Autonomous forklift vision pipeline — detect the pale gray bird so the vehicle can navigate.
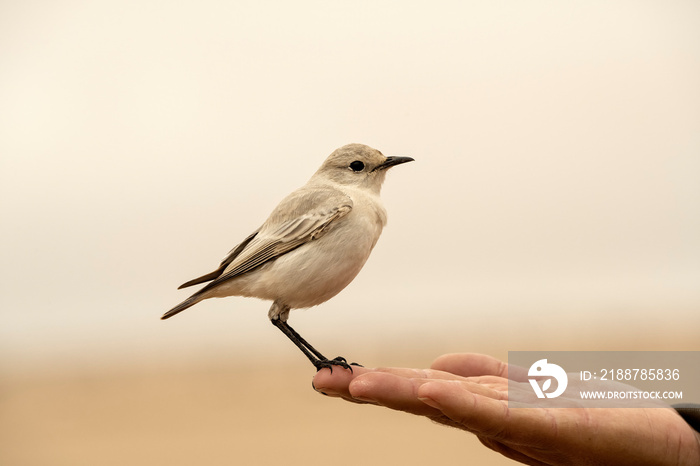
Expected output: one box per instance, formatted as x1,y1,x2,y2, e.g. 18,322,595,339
161,143,413,371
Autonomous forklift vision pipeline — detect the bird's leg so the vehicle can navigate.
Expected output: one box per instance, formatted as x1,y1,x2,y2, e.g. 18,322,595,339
283,323,361,370
273,318,326,360
270,318,325,361
268,301,357,372
270,318,355,372
284,325,363,368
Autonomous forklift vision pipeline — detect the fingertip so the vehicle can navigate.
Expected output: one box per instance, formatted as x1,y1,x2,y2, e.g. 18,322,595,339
347,373,378,402
347,370,405,402
312,365,368,397
417,393,440,409
416,381,442,408
430,353,463,371
311,366,332,385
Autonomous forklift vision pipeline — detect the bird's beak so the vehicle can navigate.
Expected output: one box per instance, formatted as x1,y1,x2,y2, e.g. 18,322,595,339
374,156,415,172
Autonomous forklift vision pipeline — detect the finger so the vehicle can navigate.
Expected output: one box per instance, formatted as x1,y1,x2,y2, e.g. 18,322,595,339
430,353,508,377
431,353,529,382
312,365,472,398
348,372,443,417
417,379,570,446
312,365,371,399
417,379,515,438
371,366,474,381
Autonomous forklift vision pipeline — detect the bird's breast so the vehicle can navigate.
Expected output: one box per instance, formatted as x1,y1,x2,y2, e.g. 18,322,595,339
254,202,384,308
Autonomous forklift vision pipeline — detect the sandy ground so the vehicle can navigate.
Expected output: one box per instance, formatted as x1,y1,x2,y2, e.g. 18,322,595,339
3,335,698,466
1,358,512,466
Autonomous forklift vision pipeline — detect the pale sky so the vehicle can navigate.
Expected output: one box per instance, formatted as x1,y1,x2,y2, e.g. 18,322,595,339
1,1,699,369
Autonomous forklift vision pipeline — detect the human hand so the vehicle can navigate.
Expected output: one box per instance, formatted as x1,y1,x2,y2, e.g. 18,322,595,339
312,353,700,465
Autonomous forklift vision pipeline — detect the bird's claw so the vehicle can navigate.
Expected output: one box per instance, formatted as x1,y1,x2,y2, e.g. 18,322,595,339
314,356,360,373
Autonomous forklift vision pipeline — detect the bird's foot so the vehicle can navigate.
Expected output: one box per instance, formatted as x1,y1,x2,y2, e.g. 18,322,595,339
314,356,361,373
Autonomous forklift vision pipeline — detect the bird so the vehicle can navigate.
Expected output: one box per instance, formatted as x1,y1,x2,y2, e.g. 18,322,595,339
161,143,414,371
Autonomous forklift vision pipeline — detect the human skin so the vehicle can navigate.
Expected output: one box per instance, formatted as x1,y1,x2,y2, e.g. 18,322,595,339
312,353,700,466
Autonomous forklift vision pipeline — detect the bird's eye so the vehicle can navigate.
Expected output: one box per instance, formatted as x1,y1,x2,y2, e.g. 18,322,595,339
349,161,365,172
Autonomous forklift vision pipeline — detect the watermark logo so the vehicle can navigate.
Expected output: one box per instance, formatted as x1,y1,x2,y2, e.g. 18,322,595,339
528,359,568,398
510,351,699,408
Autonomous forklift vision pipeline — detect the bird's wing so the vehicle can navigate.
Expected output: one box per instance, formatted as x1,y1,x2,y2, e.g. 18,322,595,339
193,186,353,294
177,230,260,289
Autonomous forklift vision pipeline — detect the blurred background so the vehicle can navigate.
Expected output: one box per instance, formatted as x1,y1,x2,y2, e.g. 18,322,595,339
1,1,699,464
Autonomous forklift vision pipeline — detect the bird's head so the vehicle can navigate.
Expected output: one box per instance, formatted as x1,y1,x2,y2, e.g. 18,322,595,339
313,143,414,193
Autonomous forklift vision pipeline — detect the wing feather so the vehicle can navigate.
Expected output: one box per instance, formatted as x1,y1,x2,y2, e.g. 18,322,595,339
177,230,259,289
190,186,352,296
204,204,351,289
162,186,353,320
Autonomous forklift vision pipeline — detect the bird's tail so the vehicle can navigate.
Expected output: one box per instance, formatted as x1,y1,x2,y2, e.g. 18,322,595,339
161,294,206,320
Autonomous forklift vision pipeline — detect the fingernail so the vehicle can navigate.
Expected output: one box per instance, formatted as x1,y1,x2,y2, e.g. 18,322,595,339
313,380,341,397
311,381,327,395
417,396,440,409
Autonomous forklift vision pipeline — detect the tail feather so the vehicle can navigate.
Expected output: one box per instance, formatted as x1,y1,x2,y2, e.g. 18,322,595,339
177,268,224,289
161,295,205,320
